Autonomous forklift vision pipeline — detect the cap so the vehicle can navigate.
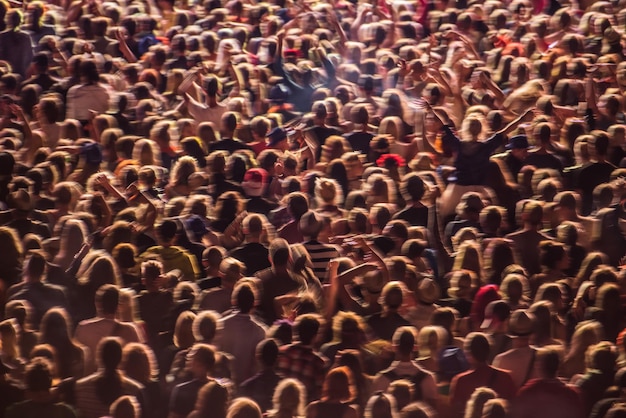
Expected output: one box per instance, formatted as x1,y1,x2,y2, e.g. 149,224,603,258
185,215,209,242
508,309,535,336
417,278,441,305
506,135,530,150
438,346,470,380
81,142,103,165
267,127,288,147
241,168,268,197
481,300,511,330
268,84,290,103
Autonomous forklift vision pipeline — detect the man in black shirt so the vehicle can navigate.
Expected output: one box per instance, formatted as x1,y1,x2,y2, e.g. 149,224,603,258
576,131,616,215
393,172,429,227
208,112,252,154
344,104,374,156
525,123,563,172
229,213,271,276
304,101,342,161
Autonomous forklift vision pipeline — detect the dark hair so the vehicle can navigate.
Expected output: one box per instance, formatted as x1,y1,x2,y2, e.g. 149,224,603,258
96,337,123,405
393,327,416,356
80,59,100,84
97,284,120,315
465,332,491,363
540,349,560,378
401,173,426,202
256,338,279,368
296,314,321,345
39,308,82,379
26,250,46,278
25,357,53,392
233,282,256,314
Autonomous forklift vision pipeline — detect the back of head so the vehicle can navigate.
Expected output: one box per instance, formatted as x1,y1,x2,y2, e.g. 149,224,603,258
98,337,123,371
97,284,120,316
296,313,321,345
25,357,53,392
233,281,257,314
227,398,262,418
256,338,279,368
393,326,417,357
269,238,291,267
539,349,560,378
465,332,491,364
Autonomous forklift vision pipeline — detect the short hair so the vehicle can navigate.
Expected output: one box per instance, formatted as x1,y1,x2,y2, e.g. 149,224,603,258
393,326,417,356
188,343,216,371
96,284,119,315
401,173,426,202
243,214,263,236
295,314,321,345
157,220,178,242
256,338,279,368
193,311,220,342
539,349,560,378
26,250,46,278
464,332,491,363
269,238,291,266
141,260,162,282
233,282,257,314
25,357,53,392
202,246,226,268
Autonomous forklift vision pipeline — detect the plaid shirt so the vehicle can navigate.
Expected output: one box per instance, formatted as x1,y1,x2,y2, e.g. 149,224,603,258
277,342,328,402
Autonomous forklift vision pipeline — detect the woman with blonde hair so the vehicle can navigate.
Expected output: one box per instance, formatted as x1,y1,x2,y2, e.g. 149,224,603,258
165,155,199,198
0,318,26,380
574,252,609,292
132,138,161,166
0,226,24,287
320,135,352,164
464,387,497,418
416,325,449,373
165,310,198,384
314,178,343,218
560,321,603,379
53,218,89,271
453,240,484,282
267,378,307,418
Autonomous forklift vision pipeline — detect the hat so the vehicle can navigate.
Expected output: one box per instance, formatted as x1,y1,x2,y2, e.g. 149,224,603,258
10,189,32,212
506,135,530,150
185,215,209,242
299,210,322,237
409,153,437,172
267,127,288,147
417,278,441,305
448,270,473,299
438,346,470,381
241,168,268,197
269,83,290,103
508,309,535,336
481,300,511,329
81,143,103,165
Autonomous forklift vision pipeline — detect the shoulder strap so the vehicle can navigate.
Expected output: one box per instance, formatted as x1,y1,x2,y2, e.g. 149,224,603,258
522,349,537,385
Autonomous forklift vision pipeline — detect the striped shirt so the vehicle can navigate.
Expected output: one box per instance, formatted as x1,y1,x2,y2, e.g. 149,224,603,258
303,240,340,283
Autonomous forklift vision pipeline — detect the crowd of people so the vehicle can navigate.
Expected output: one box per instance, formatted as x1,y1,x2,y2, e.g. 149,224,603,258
1,0,626,416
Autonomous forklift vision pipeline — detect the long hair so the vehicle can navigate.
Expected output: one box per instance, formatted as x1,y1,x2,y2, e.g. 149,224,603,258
270,378,306,417
121,343,158,385
39,308,83,379
95,337,124,406
464,387,497,418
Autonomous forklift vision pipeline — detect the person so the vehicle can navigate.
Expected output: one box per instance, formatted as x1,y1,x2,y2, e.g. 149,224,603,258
277,313,329,402
5,357,77,418
366,281,412,342
7,250,68,328
511,349,584,418
305,367,359,418
372,327,438,408
228,214,271,275
74,337,144,418
216,281,267,385
573,341,619,416
0,9,34,77
39,308,89,380
196,257,244,314
492,310,539,390
187,380,229,418
265,378,307,418
169,343,216,418
575,132,617,215
65,59,111,126
239,339,284,413
135,260,174,349
505,201,553,276
255,238,305,325
74,285,144,373
449,333,516,418
140,220,201,282
300,211,340,283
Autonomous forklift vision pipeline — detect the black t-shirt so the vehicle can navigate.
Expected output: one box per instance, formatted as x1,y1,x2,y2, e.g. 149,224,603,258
229,242,271,276
393,204,429,227
344,131,374,156
208,138,253,155
525,151,563,172
576,161,616,215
